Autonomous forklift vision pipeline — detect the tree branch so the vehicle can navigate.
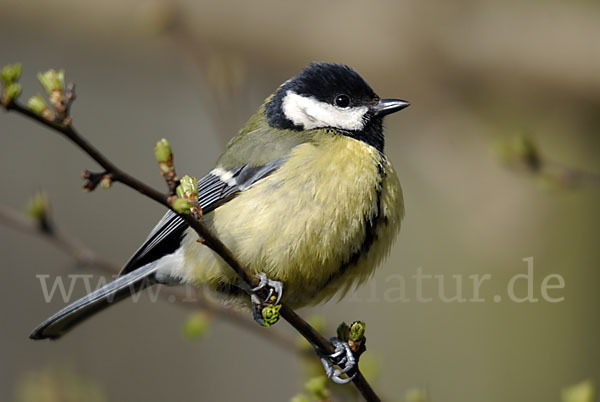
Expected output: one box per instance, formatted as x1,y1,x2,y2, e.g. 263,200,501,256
2,97,380,400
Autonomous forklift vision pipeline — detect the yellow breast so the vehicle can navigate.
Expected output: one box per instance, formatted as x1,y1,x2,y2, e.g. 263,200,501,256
179,134,404,307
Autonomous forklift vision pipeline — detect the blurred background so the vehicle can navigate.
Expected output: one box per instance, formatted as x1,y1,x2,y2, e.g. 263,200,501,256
1,0,599,401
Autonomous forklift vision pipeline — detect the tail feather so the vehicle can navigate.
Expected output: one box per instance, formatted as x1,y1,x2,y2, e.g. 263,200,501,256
30,263,159,340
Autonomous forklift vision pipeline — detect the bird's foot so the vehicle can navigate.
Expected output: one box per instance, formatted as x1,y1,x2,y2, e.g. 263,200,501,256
250,273,283,327
317,337,357,384
252,273,283,305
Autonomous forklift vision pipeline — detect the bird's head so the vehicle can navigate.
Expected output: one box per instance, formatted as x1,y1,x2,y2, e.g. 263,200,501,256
265,62,409,152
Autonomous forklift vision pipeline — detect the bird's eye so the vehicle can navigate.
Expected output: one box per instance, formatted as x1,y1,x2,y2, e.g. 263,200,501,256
334,94,350,108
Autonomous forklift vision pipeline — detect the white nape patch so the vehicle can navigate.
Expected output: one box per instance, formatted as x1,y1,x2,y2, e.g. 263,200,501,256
210,167,237,187
282,90,368,131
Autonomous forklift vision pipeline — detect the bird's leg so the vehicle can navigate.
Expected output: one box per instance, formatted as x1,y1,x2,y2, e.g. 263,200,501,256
316,337,357,384
248,273,283,327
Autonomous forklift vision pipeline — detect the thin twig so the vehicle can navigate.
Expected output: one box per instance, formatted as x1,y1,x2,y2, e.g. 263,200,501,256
3,100,379,401
0,204,114,271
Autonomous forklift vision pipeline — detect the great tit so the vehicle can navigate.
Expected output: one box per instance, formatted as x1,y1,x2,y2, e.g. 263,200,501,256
30,62,409,343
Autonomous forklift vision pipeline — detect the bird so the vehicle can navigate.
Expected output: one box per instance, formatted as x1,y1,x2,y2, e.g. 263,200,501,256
30,62,409,381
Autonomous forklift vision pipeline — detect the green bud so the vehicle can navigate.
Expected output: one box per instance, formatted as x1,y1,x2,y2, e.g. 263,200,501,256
305,376,329,400
182,312,209,340
26,192,49,221
562,380,595,402
176,175,198,200
154,138,172,163
261,304,281,327
28,95,48,115
513,134,540,169
171,197,193,214
349,321,366,342
37,69,65,94
100,175,112,189
4,83,21,102
1,63,22,85
512,134,535,157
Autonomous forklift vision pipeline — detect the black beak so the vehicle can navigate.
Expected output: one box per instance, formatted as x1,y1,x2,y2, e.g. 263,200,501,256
371,98,410,117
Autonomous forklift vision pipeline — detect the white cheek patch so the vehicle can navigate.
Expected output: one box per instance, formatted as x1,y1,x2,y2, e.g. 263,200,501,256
282,90,368,131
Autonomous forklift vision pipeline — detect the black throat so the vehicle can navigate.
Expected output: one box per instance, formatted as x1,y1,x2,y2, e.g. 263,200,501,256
339,117,385,154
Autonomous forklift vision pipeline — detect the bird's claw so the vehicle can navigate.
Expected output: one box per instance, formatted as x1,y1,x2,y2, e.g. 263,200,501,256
251,273,283,305
317,337,357,384
250,273,283,327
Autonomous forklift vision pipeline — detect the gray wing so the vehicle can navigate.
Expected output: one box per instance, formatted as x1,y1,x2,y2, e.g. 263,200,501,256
119,160,283,276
